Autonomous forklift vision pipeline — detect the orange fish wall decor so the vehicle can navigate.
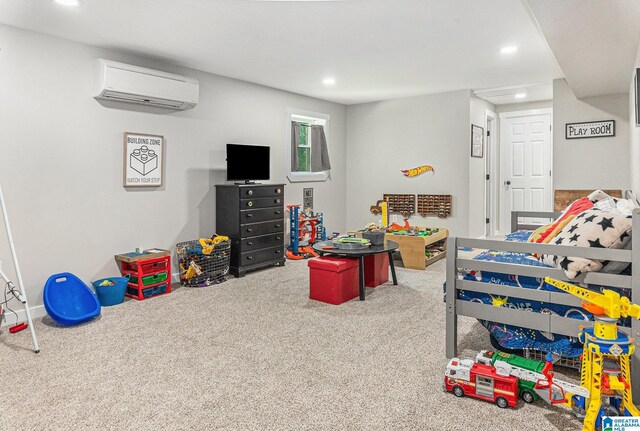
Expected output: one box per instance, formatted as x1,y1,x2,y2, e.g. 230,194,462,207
401,165,434,177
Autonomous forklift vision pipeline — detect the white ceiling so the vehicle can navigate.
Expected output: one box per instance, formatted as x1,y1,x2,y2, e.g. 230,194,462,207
527,0,640,98
0,0,563,105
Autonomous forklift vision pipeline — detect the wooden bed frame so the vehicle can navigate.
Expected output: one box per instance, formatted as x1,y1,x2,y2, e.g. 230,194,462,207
445,210,640,395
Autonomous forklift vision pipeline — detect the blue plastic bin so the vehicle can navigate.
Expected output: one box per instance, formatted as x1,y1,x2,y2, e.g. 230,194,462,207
92,275,129,306
44,272,101,326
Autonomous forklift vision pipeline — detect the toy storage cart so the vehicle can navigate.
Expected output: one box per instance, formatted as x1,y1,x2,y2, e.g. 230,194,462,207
115,249,171,300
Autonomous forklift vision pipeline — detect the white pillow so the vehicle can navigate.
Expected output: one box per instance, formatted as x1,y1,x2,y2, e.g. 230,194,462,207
540,209,632,279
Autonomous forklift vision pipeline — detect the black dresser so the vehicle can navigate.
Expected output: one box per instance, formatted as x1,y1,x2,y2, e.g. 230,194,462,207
215,184,286,277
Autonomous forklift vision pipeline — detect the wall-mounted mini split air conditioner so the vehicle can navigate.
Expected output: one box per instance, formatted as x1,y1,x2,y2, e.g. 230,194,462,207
93,58,199,111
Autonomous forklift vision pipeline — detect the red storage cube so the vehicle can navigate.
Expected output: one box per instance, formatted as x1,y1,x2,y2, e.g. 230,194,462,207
308,257,359,305
364,253,389,287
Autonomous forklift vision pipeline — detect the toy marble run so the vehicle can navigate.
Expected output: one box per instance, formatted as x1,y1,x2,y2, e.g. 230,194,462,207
285,204,326,260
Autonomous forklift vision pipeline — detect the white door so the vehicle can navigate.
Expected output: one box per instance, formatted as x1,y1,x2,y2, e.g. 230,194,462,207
500,111,552,230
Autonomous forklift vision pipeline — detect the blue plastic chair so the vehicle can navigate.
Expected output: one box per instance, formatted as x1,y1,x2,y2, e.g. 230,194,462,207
44,272,101,326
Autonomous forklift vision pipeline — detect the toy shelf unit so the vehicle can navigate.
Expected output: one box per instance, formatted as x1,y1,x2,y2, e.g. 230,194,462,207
382,193,415,216
388,228,449,270
115,249,171,300
417,194,452,218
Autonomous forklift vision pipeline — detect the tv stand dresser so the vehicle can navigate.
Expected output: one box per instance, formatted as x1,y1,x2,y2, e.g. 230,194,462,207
215,184,286,277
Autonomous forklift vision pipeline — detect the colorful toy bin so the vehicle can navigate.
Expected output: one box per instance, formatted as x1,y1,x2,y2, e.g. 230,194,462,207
92,275,129,306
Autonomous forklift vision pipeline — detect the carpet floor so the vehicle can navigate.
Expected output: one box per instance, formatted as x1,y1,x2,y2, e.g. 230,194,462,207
0,259,584,430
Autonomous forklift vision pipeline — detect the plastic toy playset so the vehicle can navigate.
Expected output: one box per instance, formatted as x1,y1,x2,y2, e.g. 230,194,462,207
286,204,326,260
446,277,640,431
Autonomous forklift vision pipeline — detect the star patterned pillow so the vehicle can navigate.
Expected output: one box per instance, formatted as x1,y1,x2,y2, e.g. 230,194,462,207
540,208,632,279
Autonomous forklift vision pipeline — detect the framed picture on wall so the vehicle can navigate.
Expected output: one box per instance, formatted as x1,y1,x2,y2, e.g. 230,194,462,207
123,132,164,187
471,124,484,158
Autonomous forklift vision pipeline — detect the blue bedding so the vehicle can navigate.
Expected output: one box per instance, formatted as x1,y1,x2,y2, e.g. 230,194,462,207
459,230,591,358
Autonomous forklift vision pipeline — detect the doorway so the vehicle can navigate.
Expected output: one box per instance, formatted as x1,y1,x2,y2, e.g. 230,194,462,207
485,111,496,237
499,109,553,233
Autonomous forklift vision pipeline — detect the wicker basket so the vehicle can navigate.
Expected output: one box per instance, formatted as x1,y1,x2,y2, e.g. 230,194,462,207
176,237,231,287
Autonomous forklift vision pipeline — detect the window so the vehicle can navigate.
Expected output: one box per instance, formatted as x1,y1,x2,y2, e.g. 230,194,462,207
286,109,330,182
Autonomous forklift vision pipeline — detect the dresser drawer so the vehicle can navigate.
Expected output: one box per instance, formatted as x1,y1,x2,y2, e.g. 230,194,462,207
241,220,284,237
241,207,284,224
241,246,284,265
241,197,283,209
241,233,284,251
241,186,284,199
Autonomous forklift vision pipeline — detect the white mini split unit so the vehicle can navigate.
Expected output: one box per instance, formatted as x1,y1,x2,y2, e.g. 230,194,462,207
93,59,199,111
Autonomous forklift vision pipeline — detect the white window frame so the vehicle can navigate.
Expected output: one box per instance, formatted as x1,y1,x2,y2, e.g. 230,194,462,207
286,108,330,183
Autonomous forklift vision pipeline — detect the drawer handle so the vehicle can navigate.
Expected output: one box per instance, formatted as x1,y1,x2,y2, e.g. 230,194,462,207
276,236,281,240
247,228,253,233
275,210,282,215
247,256,253,260
247,201,253,207
276,188,282,193
275,224,281,228
276,250,281,254
274,199,281,204
248,190,254,196
246,213,253,218
247,241,253,246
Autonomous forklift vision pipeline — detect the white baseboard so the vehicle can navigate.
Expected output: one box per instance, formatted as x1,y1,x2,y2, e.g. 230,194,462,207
1,304,46,327
1,273,181,328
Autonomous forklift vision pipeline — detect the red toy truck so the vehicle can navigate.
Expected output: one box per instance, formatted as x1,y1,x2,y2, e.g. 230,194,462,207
444,357,519,408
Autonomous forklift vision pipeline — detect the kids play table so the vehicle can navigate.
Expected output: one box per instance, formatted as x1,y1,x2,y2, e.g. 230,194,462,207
312,240,399,301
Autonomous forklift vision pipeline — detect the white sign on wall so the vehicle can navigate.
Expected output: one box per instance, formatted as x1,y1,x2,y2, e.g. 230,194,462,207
565,120,615,139
123,132,164,187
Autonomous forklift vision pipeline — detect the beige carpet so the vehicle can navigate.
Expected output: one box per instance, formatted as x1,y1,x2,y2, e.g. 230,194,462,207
0,259,583,430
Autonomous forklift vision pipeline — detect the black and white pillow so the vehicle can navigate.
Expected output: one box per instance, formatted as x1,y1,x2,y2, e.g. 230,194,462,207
540,208,632,279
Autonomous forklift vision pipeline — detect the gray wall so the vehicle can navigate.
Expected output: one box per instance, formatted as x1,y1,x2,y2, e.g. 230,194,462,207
469,96,496,237
345,90,472,237
553,78,630,191
0,25,347,313
630,43,640,196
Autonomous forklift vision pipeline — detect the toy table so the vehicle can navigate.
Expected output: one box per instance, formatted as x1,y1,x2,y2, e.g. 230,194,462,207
312,240,399,301
385,228,448,270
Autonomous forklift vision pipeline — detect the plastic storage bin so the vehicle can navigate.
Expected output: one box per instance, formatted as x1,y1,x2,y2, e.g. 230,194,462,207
92,275,129,306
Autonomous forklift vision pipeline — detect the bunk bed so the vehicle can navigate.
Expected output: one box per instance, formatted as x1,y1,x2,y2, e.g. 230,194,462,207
445,209,640,394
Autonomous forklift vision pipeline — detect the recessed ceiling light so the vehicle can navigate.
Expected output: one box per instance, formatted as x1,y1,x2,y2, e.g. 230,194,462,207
54,0,81,6
323,78,336,85
515,93,526,99
500,46,518,55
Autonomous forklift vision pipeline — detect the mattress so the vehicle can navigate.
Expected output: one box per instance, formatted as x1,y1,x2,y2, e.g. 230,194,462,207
459,230,591,358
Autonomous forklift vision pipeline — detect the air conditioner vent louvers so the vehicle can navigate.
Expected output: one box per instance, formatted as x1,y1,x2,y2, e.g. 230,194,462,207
93,58,199,111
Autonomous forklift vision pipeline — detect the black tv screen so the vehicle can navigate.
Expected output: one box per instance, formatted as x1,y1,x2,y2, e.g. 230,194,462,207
226,144,270,182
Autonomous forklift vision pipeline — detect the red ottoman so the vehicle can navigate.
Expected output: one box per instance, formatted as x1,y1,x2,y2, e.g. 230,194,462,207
364,253,389,287
308,257,359,305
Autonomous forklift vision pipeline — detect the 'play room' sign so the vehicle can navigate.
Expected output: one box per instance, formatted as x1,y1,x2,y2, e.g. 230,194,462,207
565,120,615,139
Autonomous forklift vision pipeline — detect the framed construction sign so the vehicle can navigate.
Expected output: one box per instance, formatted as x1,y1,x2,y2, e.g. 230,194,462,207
123,132,164,187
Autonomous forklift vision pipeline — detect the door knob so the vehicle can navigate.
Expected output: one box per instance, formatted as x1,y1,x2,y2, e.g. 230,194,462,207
505,180,511,186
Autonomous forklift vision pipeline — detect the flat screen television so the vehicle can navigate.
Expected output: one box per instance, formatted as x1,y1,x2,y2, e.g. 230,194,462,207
226,143,270,183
